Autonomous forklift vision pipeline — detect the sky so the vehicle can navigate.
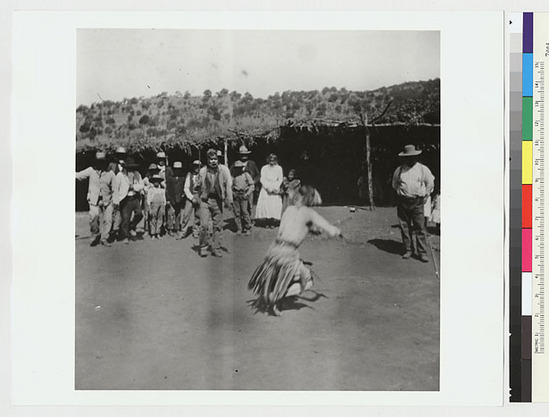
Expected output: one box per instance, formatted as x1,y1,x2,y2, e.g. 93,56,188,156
77,29,439,106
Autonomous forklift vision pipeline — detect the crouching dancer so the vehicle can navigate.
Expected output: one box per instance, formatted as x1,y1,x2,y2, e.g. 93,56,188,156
248,185,341,316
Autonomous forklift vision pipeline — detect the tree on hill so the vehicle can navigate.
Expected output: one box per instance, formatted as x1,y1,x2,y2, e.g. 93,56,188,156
75,79,440,153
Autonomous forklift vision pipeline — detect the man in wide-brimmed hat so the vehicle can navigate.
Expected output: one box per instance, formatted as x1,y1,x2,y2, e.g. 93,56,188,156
76,150,116,246
231,145,260,220
113,156,145,244
156,151,174,182
392,144,435,262
165,161,186,237
142,162,160,236
147,174,166,239
107,146,128,239
108,146,127,174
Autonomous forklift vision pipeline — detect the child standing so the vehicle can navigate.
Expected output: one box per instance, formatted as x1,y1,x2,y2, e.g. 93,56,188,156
147,174,166,239
281,168,301,214
232,160,255,235
143,163,159,236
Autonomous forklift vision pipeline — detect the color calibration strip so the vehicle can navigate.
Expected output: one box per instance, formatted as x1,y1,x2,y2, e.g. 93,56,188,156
532,12,549,403
510,12,549,402
509,11,530,402
523,12,534,402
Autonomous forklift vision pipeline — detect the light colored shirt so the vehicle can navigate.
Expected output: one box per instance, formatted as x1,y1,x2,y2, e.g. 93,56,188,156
277,205,340,248
76,167,115,205
184,172,200,200
147,187,166,205
392,162,435,198
233,171,255,195
113,171,144,204
76,167,101,205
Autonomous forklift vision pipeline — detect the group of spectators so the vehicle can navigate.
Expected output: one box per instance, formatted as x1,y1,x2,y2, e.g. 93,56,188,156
77,141,438,262
76,145,301,257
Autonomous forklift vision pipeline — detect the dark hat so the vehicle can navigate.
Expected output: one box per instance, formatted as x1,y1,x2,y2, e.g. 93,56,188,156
124,157,139,168
398,144,422,157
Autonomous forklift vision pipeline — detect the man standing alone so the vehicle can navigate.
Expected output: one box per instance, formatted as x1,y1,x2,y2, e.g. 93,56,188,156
392,144,435,262
198,149,233,257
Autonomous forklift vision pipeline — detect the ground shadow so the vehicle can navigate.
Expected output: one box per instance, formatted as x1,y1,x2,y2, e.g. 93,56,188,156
248,291,327,316
223,218,238,232
367,238,403,255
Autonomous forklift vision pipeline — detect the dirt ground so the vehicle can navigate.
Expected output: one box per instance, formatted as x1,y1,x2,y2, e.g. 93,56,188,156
75,205,439,391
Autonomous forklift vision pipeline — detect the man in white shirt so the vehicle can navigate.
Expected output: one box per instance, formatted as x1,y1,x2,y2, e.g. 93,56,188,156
392,144,435,262
113,157,145,243
76,151,116,247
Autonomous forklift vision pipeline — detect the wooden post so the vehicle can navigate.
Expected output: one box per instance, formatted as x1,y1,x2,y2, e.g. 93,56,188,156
364,126,375,210
359,111,375,211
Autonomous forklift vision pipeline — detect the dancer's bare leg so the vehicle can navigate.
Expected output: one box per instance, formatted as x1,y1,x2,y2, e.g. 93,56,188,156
271,303,281,316
286,279,313,297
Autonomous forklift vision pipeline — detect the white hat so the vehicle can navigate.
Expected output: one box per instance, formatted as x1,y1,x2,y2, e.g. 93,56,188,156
115,146,127,154
95,151,106,160
173,161,183,169
156,151,166,159
398,144,422,157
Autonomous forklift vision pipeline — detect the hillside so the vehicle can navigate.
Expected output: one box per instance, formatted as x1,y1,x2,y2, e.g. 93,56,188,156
75,79,440,152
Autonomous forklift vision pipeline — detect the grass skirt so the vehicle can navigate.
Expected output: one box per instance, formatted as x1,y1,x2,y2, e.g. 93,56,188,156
248,242,311,307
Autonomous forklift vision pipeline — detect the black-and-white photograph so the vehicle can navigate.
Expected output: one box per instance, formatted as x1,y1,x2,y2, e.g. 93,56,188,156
75,29,440,391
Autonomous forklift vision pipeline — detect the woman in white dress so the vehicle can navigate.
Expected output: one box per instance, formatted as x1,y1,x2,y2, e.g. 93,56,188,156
255,153,283,228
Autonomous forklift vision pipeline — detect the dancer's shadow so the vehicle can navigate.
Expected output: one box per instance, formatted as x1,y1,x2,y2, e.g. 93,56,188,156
248,291,328,316
367,238,403,255
191,244,230,255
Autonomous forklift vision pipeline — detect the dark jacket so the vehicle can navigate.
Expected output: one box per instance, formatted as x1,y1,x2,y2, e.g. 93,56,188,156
165,174,185,203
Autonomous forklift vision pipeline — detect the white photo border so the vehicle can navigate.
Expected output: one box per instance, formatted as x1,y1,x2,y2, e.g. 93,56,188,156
11,10,503,406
